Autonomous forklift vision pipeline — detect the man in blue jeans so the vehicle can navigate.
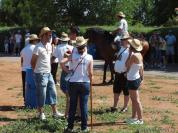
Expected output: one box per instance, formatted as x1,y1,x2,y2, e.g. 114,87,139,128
31,27,64,120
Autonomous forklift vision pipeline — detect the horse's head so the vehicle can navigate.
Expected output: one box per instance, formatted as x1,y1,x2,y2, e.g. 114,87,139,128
85,27,115,45
84,28,96,44
84,27,117,61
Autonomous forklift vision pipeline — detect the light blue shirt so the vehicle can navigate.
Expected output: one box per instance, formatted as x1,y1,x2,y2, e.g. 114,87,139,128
165,34,176,46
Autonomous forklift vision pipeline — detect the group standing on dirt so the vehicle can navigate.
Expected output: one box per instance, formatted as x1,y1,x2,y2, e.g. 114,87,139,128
20,25,93,132
17,10,177,132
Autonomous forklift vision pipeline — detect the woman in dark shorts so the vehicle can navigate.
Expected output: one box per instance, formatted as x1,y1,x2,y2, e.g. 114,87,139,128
126,39,144,125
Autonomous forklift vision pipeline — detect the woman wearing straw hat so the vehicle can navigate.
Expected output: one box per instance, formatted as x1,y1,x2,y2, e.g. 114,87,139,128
125,39,144,125
61,36,93,132
20,34,40,104
52,32,73,118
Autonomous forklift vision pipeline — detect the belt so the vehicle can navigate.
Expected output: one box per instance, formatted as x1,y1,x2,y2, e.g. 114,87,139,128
116,72,126,75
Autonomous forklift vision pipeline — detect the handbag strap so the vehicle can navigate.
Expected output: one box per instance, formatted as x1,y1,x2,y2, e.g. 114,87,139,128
72,55,87,72
68,54,87,81
116,48,127,60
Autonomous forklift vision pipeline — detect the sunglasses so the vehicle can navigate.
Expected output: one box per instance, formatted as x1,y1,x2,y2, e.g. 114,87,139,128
77,46,86,51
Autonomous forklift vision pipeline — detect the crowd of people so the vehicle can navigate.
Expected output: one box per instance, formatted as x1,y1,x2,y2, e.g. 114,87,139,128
149,30,176,69
20,25,93,132
6,10,177,133
2,30,26,56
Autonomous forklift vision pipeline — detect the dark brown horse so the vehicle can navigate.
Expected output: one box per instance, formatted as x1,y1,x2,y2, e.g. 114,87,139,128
85,27,149,84
85,27,117,84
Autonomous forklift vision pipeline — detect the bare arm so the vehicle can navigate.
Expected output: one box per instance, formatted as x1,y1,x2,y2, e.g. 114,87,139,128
125,50,134,72
31,54,38,70
60,55,72,73
112,28,121,35
139,64,144,81
88,60,93,84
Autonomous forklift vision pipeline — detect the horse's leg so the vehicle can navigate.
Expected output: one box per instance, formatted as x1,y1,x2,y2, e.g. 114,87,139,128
103,61,108,84
108,61,114,84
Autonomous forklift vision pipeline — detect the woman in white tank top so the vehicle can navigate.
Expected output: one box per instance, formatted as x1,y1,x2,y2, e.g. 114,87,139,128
125,39,144,125
61,36,93,132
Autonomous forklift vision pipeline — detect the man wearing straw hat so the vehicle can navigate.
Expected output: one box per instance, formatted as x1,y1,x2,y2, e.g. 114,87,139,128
52,32,73,118
31,27,64,120
112,11,128,46
20,34,40,104
111,32,130,113
61,36,93,133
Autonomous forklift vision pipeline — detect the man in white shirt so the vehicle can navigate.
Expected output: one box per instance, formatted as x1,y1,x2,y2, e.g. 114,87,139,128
20,34,39,104
111,32,130,113
31,27,64,120
14,30,22,55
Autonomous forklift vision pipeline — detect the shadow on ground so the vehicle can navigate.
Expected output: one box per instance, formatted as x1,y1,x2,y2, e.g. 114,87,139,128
0,106,24,111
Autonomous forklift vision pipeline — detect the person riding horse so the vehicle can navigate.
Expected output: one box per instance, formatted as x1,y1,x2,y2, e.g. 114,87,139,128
112,11,128,49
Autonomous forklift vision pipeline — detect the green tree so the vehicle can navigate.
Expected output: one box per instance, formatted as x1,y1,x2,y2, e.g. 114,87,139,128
152,0,178,25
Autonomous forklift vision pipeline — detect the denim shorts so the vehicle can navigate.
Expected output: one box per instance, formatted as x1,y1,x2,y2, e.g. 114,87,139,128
34,73,57,107
126,78,142,90
60,70,69,93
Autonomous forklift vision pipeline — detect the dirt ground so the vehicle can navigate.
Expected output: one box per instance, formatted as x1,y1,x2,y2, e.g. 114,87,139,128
0,57,178,132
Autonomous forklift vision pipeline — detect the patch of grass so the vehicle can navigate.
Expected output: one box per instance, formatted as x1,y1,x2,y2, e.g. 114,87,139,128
152,96,165,101
158,76,178,80
151,86,161,89
146,81,156,86
7,88,13,90
172,91,178,95
161,115,174,125
171,99,178,105
0,117,66,133
99,95,107,100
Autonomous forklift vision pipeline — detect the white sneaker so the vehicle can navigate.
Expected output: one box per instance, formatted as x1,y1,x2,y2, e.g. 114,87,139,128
38,113,46,120
125,118,137,123
53,111,64,118
81,127,90,133
128,119,144,125
56,82,60,86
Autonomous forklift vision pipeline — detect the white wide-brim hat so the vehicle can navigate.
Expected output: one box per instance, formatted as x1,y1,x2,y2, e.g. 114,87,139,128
39,27,52,37
75,36,88,47
128,39,143,52
117,11,126,18
29,34,40,41
121,32,130,40
59,32,70,41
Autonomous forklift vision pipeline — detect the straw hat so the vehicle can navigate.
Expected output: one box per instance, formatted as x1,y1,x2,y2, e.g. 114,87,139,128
75,36,88,47
39,27,51,37
128,39,143,52
29,34,40,41
117,11,126,18
121,32,130,40
59,32,70,41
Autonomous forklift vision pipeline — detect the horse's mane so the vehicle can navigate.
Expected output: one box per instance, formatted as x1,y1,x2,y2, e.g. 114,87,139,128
86,27,114,44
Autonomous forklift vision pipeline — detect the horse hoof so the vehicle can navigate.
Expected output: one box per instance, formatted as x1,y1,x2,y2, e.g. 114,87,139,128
108,80,113,84
102,81,106,84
